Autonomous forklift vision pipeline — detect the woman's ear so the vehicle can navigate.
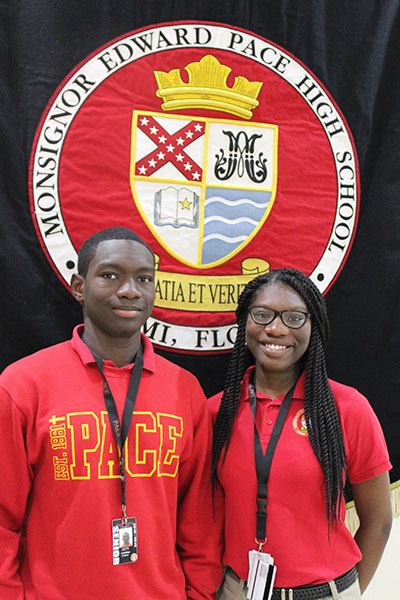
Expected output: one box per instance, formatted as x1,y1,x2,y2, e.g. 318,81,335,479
70,273,85,303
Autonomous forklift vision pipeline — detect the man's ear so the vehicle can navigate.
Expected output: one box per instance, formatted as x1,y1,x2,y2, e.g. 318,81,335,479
71,273,85,303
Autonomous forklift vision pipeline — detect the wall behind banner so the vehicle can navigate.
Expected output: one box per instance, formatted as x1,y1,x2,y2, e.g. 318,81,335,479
1,0,399,498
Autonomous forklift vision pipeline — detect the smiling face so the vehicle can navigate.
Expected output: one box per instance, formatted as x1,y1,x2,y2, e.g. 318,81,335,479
246,281,312,388
71,239,155,360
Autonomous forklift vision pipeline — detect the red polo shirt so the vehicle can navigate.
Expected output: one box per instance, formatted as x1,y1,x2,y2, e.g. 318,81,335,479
208,367,391,587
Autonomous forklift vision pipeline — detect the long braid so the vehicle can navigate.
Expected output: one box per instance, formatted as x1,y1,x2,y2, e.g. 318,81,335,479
211,268,348,529
211,278,261,480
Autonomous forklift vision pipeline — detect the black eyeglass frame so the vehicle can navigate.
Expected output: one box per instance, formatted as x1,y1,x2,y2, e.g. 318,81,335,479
248,306,311,329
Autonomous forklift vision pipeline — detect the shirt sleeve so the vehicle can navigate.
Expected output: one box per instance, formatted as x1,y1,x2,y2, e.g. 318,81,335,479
0,383,33,599
338,385,392,484
176,382,223,600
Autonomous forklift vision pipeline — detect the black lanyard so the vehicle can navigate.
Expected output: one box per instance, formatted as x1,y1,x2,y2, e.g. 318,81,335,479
92,345,143,523
248,375,296,547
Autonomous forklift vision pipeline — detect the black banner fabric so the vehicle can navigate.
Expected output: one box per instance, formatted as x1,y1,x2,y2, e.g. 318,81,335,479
1,1,399,482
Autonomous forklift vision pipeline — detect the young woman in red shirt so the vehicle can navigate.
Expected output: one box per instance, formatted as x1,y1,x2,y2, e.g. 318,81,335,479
209,268,392,600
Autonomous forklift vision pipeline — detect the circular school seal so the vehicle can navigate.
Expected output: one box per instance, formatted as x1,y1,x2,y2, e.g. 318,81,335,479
292,409,308,437
29,21,359,353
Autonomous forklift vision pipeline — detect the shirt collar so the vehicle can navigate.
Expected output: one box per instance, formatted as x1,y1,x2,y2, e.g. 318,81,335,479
240,365,305,402
71,324,156,373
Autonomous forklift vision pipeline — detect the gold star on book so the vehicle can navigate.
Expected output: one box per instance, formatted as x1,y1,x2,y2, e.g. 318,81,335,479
179,198,192,210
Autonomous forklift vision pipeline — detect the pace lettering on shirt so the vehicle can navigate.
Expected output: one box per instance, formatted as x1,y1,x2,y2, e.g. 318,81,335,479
49,411,183,480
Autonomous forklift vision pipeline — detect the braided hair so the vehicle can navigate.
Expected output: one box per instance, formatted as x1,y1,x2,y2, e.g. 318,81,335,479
211,268,348,528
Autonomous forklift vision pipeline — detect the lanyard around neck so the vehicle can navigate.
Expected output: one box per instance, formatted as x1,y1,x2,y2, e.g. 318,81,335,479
92,345,144,522
248,374,296,547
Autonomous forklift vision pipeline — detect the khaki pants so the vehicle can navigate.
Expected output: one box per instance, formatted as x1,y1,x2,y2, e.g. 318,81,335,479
217,567,362,600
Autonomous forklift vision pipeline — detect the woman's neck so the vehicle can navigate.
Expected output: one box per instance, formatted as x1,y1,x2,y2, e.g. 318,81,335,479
254,366,301,399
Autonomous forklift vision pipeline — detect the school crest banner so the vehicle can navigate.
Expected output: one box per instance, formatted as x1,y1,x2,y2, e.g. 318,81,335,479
29,23,359,353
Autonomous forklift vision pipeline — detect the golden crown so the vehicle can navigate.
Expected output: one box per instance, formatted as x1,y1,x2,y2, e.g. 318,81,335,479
154,55,263,120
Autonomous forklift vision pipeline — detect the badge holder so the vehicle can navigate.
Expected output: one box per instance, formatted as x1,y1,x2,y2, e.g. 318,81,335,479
247,540,276,600
112,516,138,565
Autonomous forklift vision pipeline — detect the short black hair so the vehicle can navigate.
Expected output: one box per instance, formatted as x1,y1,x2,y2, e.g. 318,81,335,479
77,227,154,277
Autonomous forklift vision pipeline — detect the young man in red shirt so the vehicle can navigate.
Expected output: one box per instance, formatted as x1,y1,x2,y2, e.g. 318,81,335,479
0,227,222,600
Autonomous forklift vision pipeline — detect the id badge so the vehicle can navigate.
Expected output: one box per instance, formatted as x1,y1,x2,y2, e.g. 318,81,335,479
112,518,138,565
247,550,277,600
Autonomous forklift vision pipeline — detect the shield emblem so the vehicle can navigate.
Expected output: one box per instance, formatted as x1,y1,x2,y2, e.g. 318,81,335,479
130,111,278,267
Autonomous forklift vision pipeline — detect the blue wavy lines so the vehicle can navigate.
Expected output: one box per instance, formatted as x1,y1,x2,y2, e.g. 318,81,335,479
204,215,259,226
203,233,248,243
205,196,267,208
204,220,255,238
201,187,271,263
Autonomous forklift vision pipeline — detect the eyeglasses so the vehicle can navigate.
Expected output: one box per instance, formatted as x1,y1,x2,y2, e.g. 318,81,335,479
248,306,310,329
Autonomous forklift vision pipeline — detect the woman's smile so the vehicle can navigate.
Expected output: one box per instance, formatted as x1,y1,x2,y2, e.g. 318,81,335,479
246,281,311,384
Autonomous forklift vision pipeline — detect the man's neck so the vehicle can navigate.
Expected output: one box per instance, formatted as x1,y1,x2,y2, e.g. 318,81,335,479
82,327,141,367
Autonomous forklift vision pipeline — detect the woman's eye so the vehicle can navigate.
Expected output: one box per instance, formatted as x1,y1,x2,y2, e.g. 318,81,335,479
287,312,303,322
254,311,268,320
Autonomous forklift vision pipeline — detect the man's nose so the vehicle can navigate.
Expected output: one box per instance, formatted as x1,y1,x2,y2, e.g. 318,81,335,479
117,278,141,298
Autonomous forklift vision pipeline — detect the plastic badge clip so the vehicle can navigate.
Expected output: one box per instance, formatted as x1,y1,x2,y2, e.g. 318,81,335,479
122,504,128,525
255,537,266,552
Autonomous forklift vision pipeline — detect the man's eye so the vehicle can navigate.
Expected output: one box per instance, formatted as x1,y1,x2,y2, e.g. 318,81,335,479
102,273,118,280
138,275,153,283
